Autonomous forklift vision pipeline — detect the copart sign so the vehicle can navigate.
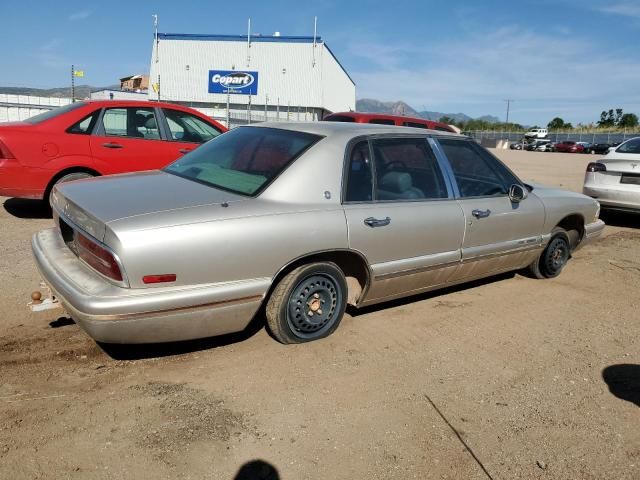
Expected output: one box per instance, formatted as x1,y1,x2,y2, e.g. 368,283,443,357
208,70,259,95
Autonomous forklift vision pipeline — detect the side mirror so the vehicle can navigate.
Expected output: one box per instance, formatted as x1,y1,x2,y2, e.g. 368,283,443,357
509,184,528,203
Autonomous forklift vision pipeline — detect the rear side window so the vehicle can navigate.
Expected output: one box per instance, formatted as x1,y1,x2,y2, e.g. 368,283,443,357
67,109,100,135
403,121,428,129
438,139,520,198
162,108,221,143
345,141,373,202
435,126,453,132
324,115,356,122
368,118,396,125
371,138,448,201
617,138,640,154
102,107,160,140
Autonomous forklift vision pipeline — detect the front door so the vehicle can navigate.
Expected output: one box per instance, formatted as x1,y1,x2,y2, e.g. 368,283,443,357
160,107,224,158
435,138,545,282
343,137,466,304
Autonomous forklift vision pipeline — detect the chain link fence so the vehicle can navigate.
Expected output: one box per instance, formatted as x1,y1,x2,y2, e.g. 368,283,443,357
464,130,640,144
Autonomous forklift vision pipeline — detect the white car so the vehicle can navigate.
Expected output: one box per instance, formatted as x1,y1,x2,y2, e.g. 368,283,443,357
524,128,548,139
583,137,640,213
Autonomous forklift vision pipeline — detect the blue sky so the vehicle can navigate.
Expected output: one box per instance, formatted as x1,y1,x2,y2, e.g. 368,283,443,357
1,0,639,125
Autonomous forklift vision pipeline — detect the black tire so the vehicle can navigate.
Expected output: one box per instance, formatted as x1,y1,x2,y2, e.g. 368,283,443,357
266,262,347,344
47,172,95,207
528,228,571,279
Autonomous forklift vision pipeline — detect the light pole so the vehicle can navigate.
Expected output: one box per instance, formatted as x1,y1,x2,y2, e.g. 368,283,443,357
504,99,514,125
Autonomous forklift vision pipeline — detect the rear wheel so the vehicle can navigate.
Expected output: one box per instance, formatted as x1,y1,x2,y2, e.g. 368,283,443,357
266,262,347,344
528,228,571,279
47,172,95,207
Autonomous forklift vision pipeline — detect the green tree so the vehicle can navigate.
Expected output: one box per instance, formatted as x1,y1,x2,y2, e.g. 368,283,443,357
598,109,616,127
547,117,568,129
618,113,639,128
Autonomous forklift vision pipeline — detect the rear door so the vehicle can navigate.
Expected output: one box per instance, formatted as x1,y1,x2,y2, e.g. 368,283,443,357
160,108,224,157
90,106,174,175
343,136,465,303
435,138,545,281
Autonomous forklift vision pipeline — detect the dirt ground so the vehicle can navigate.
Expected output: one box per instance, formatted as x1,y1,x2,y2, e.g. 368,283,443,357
1,150,638,480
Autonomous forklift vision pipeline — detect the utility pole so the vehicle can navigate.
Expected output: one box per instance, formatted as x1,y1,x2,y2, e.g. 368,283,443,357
71,65,75,102
504,99,514,124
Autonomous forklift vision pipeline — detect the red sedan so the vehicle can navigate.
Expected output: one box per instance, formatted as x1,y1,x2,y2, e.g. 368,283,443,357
553,141,584,153
0,100,226,204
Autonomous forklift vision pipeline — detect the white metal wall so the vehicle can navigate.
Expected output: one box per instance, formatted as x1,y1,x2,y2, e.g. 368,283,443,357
148,36,355,113
0,94,72,122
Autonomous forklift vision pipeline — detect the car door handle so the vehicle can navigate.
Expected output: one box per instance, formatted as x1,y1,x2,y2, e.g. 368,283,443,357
102,142,123,149
364,216,391,227
472,209,491,219
179,148,193,154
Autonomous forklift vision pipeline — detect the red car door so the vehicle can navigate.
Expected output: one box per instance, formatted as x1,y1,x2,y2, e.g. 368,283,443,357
160,107,224,157
89,106,177,175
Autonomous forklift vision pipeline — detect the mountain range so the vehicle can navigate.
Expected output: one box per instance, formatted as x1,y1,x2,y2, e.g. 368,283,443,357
356,98,500,124
0,85,118,99
0,86,499,124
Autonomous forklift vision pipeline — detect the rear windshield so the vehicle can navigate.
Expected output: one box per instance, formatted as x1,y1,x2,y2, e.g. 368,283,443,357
165,127,322,196
24,102,87,124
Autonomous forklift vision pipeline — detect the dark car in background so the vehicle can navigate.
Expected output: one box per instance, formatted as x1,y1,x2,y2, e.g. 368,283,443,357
585,142,619,154
526,139,553,151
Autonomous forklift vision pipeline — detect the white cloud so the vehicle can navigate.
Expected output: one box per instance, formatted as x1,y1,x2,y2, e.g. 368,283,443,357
348,26,640,123
597,2,640,19
68,10,91,21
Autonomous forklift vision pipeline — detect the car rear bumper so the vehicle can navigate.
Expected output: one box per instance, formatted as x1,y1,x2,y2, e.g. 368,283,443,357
32,228,270,343
0,159,48,199
583,174,640,211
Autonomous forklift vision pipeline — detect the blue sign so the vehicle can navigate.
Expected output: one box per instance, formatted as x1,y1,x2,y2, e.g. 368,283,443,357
208,70,258,95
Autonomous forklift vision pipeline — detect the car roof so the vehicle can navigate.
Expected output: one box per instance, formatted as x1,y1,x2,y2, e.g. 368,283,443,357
247,121,463,138
78,99,198,110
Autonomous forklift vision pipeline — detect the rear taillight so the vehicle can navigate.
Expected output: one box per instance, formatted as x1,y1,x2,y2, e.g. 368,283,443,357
75,232,123,282
587,162,606,173
0,140,15,159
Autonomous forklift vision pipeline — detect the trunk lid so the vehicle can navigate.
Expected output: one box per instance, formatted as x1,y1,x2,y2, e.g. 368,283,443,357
53,170,248,241
598,158,640,175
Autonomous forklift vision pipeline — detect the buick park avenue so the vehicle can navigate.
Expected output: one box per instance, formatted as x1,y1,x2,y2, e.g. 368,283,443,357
31,123,604,344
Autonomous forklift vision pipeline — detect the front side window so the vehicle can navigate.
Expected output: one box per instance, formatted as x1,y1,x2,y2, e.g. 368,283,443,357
617,138,640,154
162,108,221,143
371,138,448,201
438,139,520,198
101,107,160,140
165,127,322,196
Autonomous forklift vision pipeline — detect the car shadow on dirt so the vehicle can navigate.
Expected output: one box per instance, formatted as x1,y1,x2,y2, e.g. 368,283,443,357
600,210,640,229
602,364,640,407
3,197,51,219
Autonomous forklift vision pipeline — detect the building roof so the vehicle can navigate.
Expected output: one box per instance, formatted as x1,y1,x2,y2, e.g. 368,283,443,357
157,33,321,43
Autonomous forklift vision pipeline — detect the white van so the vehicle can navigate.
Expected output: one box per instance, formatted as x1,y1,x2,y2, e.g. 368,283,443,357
524,128,548,139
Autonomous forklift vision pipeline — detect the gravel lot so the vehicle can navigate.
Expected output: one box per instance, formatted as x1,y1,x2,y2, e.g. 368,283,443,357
1,150,638,479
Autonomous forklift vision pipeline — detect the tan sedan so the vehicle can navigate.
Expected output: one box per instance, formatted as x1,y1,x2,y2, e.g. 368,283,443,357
32,123,604,344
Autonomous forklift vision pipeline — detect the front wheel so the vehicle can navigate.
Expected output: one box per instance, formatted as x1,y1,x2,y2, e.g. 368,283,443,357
266,262,347,344
528,228,571,279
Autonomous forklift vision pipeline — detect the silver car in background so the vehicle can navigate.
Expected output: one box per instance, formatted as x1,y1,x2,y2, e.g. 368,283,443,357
32,123,604,345
583,137,640,213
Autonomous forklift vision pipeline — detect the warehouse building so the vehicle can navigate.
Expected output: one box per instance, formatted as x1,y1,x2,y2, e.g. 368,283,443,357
148,32,355,125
